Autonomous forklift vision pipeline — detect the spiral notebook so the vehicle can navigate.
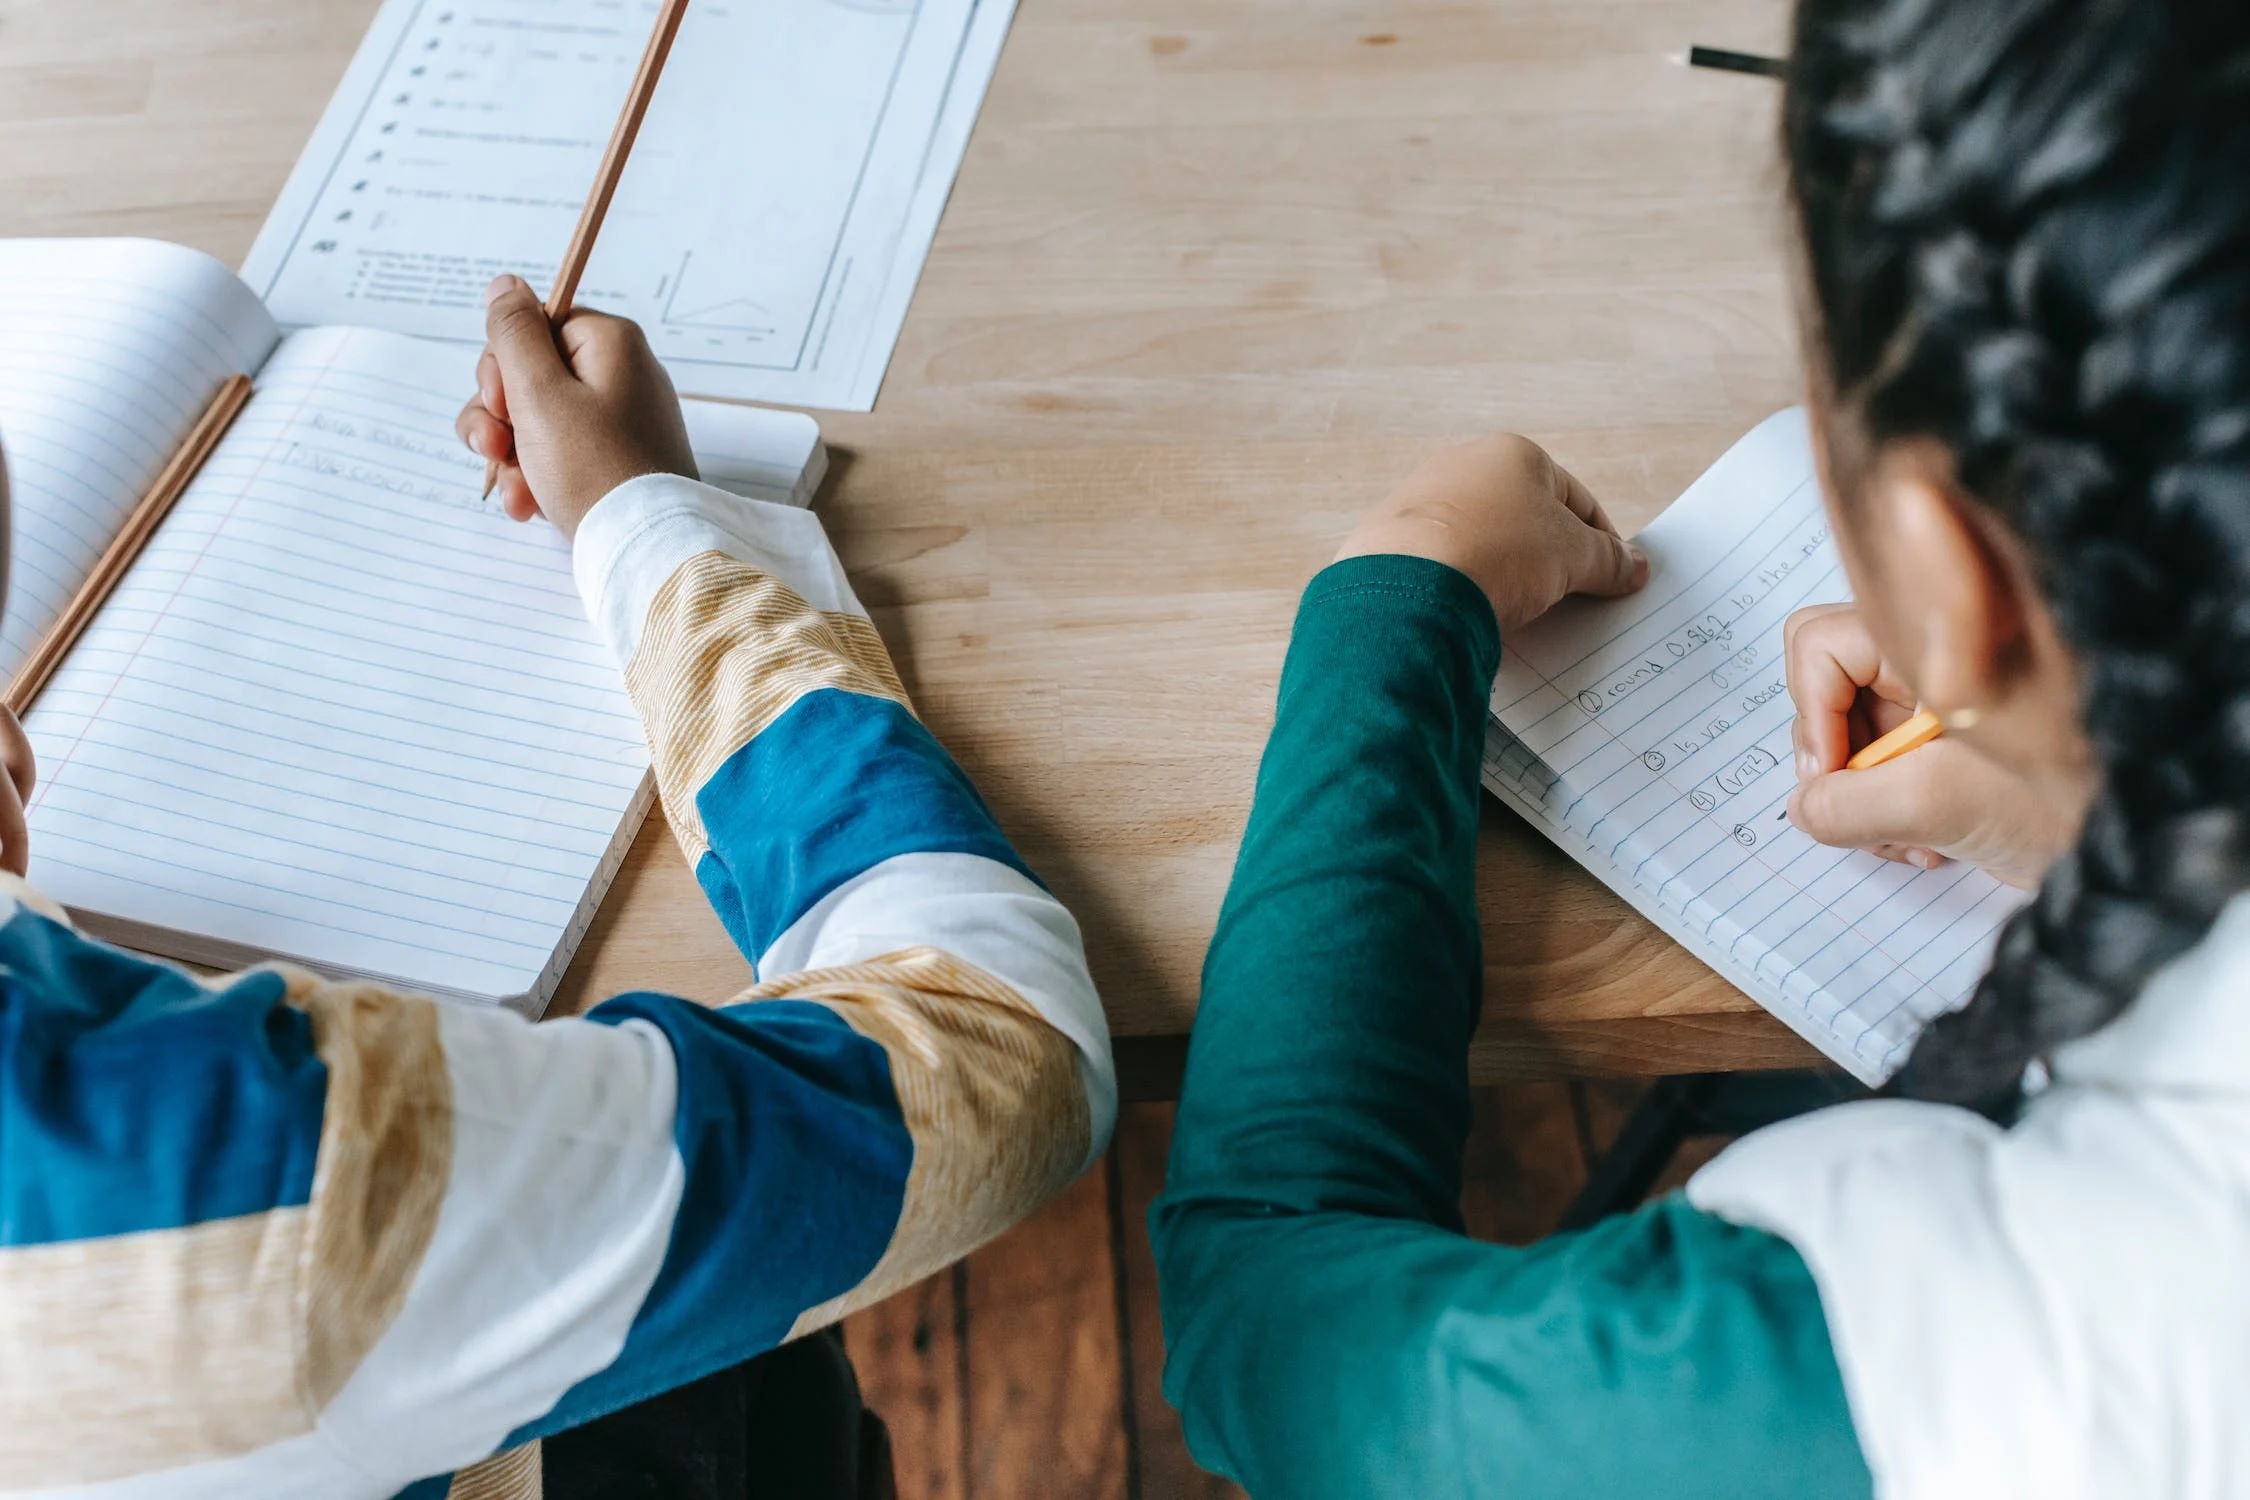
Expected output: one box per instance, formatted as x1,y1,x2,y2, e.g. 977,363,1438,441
1481,410,2027,1083
0,237,824,1013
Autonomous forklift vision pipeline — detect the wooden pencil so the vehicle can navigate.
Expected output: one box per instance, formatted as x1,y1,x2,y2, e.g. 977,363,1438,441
483,0,692,500
7,373,255,715
1845,707,1945,771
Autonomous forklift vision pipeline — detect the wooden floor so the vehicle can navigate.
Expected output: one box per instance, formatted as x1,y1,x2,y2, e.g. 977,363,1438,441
842,1085,1729,1500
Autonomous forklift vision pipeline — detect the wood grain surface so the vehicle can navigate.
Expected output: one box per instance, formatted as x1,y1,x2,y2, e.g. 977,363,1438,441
844,1086,1730,1500
0,0,1821,1086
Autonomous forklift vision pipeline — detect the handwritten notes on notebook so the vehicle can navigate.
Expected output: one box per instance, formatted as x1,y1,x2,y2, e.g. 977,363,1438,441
1481,410,2026,1082
0,240,279,679
21,328,648,1006
243,0,1019,410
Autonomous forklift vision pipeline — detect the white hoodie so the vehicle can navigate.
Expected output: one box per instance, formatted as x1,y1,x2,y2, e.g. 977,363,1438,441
1692,896,2250,1498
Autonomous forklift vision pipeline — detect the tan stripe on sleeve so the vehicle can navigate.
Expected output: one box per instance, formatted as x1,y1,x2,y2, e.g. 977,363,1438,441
745,948,1093,1341
623,550,908,864
448,1439,541,1500
0,967,455,1489
281,968,456,1409
0,1209,313,1487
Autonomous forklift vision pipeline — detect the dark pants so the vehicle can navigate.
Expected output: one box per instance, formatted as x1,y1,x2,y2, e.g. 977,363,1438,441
545,1332,894,1500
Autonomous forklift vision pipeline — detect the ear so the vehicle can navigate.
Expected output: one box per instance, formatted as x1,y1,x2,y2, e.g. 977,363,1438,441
1861,441,2034,715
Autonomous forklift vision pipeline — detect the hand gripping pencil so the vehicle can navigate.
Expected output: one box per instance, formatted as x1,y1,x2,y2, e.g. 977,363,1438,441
481,0,691,501
1846,707,1944,771
1779,708,1945,821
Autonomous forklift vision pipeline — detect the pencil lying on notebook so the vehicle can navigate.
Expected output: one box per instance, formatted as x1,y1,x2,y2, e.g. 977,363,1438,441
6,373,254,715
481,0,691,501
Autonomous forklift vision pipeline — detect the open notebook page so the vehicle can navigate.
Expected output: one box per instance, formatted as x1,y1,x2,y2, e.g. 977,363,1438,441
20,325,814,1010
0,239,280,679
1482,409,2028,1083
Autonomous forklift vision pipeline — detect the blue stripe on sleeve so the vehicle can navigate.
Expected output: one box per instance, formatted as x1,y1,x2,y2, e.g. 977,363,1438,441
691,686,1037,960
0,905,324,1247
509,994,913,1442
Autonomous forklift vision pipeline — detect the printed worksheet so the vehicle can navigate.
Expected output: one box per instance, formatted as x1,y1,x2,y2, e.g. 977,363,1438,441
1482,410,2027,1082
243,0,1016,410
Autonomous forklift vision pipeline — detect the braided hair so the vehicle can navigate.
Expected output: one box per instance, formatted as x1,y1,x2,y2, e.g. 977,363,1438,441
1785,0,2250,1113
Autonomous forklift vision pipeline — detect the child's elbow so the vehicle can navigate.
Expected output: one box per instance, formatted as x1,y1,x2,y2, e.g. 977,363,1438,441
1147,1198,1296,1487
1077,1039,1117,1163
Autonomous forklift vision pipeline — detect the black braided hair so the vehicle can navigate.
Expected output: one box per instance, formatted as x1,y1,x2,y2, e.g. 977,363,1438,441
1785,0,2250,1113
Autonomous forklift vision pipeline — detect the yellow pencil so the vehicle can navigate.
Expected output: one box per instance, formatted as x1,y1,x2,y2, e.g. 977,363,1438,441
1845,707,1944,771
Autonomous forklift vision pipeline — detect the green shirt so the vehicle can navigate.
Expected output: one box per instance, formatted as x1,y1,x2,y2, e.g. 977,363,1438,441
1150,555,1874,1499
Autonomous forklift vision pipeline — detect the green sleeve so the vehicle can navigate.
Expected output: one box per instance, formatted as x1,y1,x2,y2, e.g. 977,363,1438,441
1149,555,1872,1500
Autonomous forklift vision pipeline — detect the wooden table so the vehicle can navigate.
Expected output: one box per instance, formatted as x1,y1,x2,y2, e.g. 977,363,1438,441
0,0,1821,1095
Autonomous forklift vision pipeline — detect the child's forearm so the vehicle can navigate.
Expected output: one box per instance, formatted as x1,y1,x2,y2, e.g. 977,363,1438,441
2,477,1122,1490
1157,554,1499,1236
568,471,1117,1300
0,878,1087,1493
1146,557,1874,1500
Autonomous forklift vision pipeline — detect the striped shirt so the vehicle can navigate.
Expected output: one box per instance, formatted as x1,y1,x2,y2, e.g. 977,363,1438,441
0,473,1115,1498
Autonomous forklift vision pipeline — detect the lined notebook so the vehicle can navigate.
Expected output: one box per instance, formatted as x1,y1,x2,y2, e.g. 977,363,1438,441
1482,410,2027,1083
0,237,825,1012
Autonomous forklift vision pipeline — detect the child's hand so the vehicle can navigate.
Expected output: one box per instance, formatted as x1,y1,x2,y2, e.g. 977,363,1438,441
1337,435,1649,633
455,275,697,540
0,706,34,878
1782,604,2069,889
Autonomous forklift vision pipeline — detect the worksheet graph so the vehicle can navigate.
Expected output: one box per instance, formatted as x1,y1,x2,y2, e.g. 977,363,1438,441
661,254,781,336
